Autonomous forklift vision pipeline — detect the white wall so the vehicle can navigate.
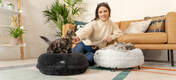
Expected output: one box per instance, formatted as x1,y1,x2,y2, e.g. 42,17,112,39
80,0,176,22
8,0,175,61
22,0,59,58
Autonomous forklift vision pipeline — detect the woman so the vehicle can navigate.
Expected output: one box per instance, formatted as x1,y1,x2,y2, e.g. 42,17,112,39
72,2,122,65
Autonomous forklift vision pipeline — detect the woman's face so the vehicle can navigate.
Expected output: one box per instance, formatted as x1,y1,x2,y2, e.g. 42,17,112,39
98,6,110,22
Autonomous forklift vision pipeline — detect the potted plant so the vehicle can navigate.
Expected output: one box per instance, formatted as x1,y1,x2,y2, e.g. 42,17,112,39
0,0,3,7
7,3,15,10
43,0,82,37
0,0,1,4
9,26,24,45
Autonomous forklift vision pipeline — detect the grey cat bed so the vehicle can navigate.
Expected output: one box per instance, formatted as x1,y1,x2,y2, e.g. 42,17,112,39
94,48,144,68
36,53,89,75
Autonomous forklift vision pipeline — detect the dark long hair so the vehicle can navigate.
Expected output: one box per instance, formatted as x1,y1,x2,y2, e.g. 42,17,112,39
92,2,111,21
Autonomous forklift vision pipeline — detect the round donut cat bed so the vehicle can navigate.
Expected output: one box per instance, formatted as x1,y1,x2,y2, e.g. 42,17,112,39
36,53,89,75
94,48,144,69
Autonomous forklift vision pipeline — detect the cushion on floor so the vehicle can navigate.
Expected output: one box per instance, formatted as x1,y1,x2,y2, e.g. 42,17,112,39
94,48,144,68
36,53,89,75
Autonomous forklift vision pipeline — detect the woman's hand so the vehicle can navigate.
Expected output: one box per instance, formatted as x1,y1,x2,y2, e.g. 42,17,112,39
72,37,80,44
104,36,112,43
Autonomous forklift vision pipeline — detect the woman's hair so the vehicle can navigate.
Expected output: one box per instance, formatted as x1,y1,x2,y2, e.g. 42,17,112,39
92,2,111,21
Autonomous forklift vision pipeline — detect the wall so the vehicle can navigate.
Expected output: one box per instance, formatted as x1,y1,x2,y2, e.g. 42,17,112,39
79,0,176,21
21,0,59,58
16,0,176,61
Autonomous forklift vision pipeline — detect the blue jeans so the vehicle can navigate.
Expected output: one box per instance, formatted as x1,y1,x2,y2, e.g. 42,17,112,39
72,42,96,66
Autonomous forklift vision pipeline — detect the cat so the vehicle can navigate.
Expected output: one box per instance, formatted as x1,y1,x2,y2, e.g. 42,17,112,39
38,29,89,75
101,42,135,51
40,29,76,54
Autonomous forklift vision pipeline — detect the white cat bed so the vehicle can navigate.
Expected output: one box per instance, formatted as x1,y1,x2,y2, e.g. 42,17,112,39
94,48,144,68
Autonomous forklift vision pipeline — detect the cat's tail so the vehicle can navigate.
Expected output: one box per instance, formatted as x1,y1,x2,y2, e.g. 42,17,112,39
40,36,51,45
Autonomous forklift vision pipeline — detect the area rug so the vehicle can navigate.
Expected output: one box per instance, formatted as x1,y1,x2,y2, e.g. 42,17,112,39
1,64,176,80
0,64,130,80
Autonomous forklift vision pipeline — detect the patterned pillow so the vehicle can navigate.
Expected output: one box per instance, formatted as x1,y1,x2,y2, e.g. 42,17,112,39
74,21,88,31
147,19,165,32
144,15,165,32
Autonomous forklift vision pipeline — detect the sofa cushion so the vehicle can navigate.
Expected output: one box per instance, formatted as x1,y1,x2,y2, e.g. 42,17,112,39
124,20,151,34
119,20,143,31
74,20,88,31
147,20,165,32
118,32,167,44
144,15,166,32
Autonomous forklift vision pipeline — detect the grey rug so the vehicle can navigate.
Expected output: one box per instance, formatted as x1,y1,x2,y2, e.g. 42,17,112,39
0,64,131,80
0,64,78,80
0,64,36,70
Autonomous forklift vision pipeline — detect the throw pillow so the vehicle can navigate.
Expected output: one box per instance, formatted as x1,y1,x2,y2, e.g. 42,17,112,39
74,21,88,31
144,15,165,32
124,19,152,34
147,19,165,32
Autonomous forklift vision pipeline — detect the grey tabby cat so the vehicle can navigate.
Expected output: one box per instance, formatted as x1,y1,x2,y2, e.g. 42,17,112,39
40,29,76,53
101,42,136,51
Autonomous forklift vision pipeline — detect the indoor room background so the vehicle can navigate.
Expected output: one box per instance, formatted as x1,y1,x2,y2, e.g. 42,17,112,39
0,0,176,62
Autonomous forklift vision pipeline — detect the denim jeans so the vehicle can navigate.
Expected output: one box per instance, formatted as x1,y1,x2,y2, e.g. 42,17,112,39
72,42,96,66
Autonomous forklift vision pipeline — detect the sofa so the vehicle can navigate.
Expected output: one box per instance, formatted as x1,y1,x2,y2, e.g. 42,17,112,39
62,12,176,66
116,12,176,66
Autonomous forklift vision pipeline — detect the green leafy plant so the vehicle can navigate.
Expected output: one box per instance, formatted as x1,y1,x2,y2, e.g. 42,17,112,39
9,27,24,38
8,3,14,6
43,0,82,36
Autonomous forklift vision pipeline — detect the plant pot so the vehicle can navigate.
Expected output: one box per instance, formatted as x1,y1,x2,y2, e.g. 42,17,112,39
10,37,20,45
62,24,75,37
0,3,3,7
7,5,15,10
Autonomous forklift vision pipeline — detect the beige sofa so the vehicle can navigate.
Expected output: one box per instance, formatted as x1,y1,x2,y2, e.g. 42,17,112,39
116,12,176,66
63,12,176,66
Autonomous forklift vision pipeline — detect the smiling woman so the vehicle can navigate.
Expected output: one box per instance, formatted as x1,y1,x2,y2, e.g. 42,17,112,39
97,6,110,22
72,2,123,66
93,2,111,21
